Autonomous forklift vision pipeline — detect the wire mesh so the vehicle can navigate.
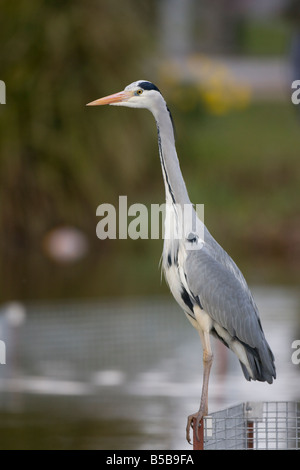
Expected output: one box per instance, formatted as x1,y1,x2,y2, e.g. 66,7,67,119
203,401,300,450
0,297,195,418
0,297,299,450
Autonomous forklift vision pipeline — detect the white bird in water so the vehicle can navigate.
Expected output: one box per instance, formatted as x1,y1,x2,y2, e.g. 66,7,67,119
87,80,276,444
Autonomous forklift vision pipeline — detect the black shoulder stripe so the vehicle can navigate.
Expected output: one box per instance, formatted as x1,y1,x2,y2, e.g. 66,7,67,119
167,253,172,267
195,295,203,310
181,288,194,312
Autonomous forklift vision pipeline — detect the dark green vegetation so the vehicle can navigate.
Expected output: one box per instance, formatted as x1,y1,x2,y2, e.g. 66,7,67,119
2,100,299,301
239,19,290,56
0,2,299,302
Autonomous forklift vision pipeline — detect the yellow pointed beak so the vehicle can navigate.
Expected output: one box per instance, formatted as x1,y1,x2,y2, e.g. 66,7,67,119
86,90,132,106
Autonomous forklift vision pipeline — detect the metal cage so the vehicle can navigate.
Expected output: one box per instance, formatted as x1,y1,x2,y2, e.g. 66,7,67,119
198,402,300,450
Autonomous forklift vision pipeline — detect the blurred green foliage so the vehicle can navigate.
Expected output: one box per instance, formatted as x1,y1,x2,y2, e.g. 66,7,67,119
238,19,290,56
159,55,251,116
0,2,299,302
0,0,156,253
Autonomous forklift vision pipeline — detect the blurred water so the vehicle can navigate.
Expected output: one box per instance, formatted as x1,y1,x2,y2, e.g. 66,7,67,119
0,287,299,450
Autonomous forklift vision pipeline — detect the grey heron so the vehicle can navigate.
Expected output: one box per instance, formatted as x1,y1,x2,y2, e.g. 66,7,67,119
87,80,276,443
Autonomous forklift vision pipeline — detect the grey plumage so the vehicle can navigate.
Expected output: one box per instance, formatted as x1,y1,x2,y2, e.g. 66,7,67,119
185,227,276,384
87,79,276,443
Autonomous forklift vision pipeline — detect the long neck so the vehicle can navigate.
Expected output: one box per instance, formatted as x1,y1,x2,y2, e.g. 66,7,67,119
152,103,191,206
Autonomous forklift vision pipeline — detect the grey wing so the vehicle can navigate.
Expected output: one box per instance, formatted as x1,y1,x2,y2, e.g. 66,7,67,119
185,236,276,383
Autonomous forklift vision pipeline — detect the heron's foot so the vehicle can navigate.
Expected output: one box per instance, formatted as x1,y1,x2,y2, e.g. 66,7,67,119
186,410,206,444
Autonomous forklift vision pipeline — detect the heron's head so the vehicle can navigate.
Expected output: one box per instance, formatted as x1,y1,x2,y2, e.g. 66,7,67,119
86,80,164,112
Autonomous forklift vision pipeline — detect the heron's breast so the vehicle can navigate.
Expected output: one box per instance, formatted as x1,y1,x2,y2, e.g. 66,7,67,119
163,244,195,318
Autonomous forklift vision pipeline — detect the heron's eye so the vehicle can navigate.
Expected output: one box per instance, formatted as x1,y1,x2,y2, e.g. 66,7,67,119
135,89,143,96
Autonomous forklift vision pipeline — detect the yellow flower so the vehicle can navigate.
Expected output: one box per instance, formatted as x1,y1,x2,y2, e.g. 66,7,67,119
158,55,251,116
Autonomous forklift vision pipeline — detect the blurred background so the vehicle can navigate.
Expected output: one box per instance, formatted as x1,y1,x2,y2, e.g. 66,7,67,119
0,0,299,450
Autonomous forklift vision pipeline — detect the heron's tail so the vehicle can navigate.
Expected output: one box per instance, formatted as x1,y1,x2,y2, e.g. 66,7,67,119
239,340,276,384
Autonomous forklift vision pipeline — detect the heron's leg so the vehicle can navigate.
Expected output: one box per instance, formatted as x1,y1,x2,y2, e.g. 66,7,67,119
186,330,213,444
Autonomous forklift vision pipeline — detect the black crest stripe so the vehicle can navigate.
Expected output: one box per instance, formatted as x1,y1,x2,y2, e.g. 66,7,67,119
138,81,161,93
